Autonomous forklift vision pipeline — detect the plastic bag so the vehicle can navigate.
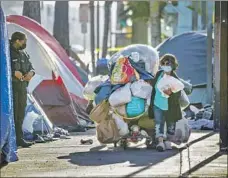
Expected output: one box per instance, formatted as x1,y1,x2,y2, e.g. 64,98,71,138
179,90,190,110
90,100,110,123
83,75,109,100
114,105,127,117
109,83,132,107
131,80,152,99
174,117,191,143
96,117,120,144
110,56,139,85
109,44,159,75
112,113,129,136
126,97,145,117
157,74,184,98
179,78,193,95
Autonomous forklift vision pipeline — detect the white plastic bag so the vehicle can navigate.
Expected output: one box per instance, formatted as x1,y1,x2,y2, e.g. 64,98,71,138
114,105,127,117
109,83,132,107
179,90,190,110
83,75,109,100
157,74,184,98
113,113,129,136
175,117,191,143
131,80,152,99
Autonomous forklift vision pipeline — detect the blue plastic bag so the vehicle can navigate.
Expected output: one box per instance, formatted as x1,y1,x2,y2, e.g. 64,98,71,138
126,97,145,117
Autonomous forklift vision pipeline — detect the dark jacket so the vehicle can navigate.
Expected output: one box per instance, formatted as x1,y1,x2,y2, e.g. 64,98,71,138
149,70,182,124
10,41,35,84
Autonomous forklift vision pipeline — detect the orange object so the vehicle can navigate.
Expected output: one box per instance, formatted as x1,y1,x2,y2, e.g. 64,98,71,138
111,57,139,84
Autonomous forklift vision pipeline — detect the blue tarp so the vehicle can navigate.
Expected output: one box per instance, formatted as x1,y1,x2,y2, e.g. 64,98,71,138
156,32,210,86
0,7,18,162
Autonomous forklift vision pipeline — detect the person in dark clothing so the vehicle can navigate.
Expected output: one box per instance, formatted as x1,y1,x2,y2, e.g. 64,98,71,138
150,54,182,152
10,32,35,147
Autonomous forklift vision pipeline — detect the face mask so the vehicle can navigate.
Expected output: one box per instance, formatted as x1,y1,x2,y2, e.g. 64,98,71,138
161,66,172,73
19,43,27,50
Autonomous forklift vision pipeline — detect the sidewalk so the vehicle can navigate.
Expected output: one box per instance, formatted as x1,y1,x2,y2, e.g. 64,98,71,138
1,130,227,177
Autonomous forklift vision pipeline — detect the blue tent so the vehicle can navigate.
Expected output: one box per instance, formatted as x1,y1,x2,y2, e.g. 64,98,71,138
0,7,18,162
156,32,209,86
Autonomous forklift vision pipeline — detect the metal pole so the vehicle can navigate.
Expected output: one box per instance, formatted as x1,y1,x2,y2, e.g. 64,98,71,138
89,1,96,76
96,1,100,60
219,1,228,152
206,23,213,105
83,33,86,53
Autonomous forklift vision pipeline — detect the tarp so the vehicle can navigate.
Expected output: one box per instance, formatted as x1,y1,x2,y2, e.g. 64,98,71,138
22,94,53,140
6,15,91,130
156,32,209,85
0,7,18,163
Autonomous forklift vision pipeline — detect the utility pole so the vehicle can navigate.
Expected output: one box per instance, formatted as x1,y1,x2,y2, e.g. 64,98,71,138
214,1,228,152
96,1,100,60
206,23,213,105
89,1,96,76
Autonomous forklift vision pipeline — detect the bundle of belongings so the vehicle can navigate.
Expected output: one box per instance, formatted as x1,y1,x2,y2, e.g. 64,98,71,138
185,105,214,130
83,44,192,145
23,95,70,143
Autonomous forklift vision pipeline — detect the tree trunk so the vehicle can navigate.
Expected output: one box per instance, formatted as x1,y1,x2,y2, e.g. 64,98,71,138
89,1,96,76
96,1,100,60
201,1,207,30
23,1,41,23
101,1,112,58
150,1,161,47
53,1,70,55
132,20,148,44
192,1,198,31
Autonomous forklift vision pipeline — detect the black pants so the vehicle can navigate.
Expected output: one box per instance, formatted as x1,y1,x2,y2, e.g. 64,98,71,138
12,81,27,146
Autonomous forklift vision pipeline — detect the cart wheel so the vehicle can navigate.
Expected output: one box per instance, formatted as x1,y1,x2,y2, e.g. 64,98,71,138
121,139,127,150
146,139,153,149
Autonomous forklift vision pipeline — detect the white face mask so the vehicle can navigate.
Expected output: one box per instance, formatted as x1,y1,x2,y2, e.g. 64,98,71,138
161,66,172,73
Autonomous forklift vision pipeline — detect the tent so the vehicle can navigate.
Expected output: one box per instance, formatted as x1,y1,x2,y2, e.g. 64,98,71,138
6,15,92,131
0,7,18,163
156,32,213,105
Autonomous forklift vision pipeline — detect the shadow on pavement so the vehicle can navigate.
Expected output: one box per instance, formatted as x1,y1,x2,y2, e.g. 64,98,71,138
57,131,217,176
180,151,227,177
58,148,178,167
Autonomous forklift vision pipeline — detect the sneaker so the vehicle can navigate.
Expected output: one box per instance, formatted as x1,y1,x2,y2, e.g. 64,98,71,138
156,142,166,152
164,141,172,150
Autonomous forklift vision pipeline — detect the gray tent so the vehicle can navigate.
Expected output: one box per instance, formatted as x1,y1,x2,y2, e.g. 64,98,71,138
156,32,213,105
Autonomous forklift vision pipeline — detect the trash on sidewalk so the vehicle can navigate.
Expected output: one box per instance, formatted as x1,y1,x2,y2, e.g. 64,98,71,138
184,105,214,130
80,139,93,145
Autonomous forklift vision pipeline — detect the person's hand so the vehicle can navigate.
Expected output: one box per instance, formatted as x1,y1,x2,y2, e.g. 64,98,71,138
15,71,23,80
163,88,172,96
23,71,34,81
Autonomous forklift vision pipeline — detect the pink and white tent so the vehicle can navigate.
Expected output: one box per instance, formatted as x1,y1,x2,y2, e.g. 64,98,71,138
6,15,91,130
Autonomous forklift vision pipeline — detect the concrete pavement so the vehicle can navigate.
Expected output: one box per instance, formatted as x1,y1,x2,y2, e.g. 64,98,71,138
1,130,227,177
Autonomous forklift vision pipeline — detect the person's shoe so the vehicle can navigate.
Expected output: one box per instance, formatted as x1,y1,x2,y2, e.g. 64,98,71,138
156,142,166,152
164,141,172,150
